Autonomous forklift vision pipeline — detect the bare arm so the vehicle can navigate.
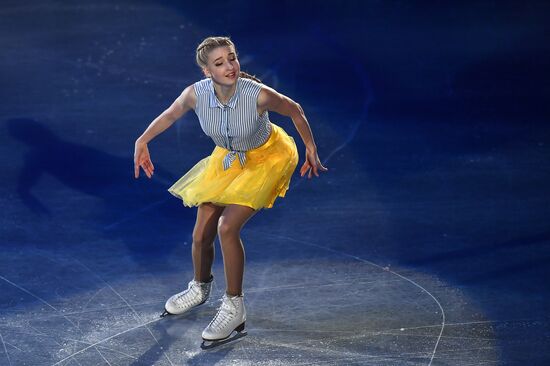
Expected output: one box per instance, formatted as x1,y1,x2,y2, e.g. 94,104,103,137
136,85,196,144
257,86,327,178
134,85,196,178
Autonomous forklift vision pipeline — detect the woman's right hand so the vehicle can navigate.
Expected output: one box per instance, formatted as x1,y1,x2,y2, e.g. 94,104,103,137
134,140,154,178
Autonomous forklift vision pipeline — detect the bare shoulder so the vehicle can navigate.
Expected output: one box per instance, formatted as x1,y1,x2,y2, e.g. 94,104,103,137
257,84,283,110
165,84,196,120
177,84,197,110
257,84,301,117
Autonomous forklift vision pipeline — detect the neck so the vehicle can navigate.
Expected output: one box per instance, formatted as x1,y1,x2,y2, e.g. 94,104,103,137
212,80,237,105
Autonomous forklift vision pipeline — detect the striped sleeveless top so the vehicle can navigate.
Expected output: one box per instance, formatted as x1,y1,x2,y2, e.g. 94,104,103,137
193,77,272,170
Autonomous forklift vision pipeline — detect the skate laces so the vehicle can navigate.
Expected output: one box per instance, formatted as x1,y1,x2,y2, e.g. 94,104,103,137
174,280,203,307
209,295,238,330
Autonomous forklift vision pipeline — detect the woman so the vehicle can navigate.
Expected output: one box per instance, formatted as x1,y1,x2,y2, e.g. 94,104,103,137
134,36,327,345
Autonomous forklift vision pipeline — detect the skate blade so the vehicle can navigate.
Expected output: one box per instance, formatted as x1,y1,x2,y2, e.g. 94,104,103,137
200,331,247,350
160,309,172,318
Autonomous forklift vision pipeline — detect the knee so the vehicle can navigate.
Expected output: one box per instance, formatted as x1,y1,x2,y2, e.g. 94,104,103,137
217,218,239,240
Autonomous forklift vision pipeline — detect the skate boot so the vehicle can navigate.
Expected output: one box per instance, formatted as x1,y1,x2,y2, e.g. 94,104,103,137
161,275,213,317
201,293,247,349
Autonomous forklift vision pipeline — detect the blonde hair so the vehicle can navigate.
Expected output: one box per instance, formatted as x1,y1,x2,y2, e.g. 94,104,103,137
196,36,261,83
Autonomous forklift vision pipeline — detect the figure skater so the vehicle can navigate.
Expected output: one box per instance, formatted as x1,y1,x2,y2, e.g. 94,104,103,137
134,36,327,347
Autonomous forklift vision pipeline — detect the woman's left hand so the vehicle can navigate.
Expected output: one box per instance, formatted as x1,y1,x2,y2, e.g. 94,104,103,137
300,146,328,179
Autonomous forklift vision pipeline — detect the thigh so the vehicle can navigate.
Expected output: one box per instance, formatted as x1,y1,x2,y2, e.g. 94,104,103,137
194,203,225,240
218,204,257,233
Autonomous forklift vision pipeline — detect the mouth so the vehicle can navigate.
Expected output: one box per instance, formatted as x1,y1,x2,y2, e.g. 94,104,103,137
226,72,236,78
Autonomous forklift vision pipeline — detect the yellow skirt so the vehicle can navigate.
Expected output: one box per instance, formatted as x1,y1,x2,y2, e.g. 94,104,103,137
168,123,299,210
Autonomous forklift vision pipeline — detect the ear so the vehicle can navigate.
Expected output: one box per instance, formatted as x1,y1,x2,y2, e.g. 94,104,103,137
202,67,211,78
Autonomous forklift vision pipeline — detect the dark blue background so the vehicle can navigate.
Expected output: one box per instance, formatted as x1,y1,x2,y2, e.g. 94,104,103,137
1,1,549,364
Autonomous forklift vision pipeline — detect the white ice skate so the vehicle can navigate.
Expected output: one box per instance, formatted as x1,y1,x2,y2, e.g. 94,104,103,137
201,293,247,349
161,275,213,318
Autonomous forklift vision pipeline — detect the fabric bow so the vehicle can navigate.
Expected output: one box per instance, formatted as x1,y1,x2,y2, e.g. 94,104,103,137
222,150,246,170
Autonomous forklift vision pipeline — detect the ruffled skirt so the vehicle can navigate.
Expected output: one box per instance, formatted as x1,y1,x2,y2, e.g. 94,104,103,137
168,123,299,210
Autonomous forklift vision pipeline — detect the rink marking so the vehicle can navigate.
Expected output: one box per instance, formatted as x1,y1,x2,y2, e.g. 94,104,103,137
288,346,498,366
4,341,22,352
1,300,165,320
0,332,12,366
103,198,170,230
29,323,86,366
51,317,162,365
253,337,389,363
252,336,440,365
250,326,495,341
0,328,139,361
80,286,106,314
246,278,403,293
258,331,493,365
30,251,168,365
0,275,112,366
249,231,446,366
72,260,175,366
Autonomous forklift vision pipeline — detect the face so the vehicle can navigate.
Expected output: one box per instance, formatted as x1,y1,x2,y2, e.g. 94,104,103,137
203,46,240,86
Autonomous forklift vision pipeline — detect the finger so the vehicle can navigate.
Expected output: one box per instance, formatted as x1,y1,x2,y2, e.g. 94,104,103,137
145,161,154,175
134,163,140,178
140,162,151,178
312,164,319,177
300,161,309,176
302,164,311,177
308,159,316,178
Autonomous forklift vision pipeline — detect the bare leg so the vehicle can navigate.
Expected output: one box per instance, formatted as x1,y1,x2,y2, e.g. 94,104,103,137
217,204,257,296
192,203,225,282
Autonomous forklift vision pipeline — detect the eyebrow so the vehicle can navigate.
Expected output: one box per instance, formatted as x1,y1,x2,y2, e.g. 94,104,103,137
213,53,236,62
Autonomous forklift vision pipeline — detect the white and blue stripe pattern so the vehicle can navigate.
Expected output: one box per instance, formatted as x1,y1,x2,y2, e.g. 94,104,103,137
193,77,272,170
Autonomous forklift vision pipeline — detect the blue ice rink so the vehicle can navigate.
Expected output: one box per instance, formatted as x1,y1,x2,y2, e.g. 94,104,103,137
1,1,549,365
